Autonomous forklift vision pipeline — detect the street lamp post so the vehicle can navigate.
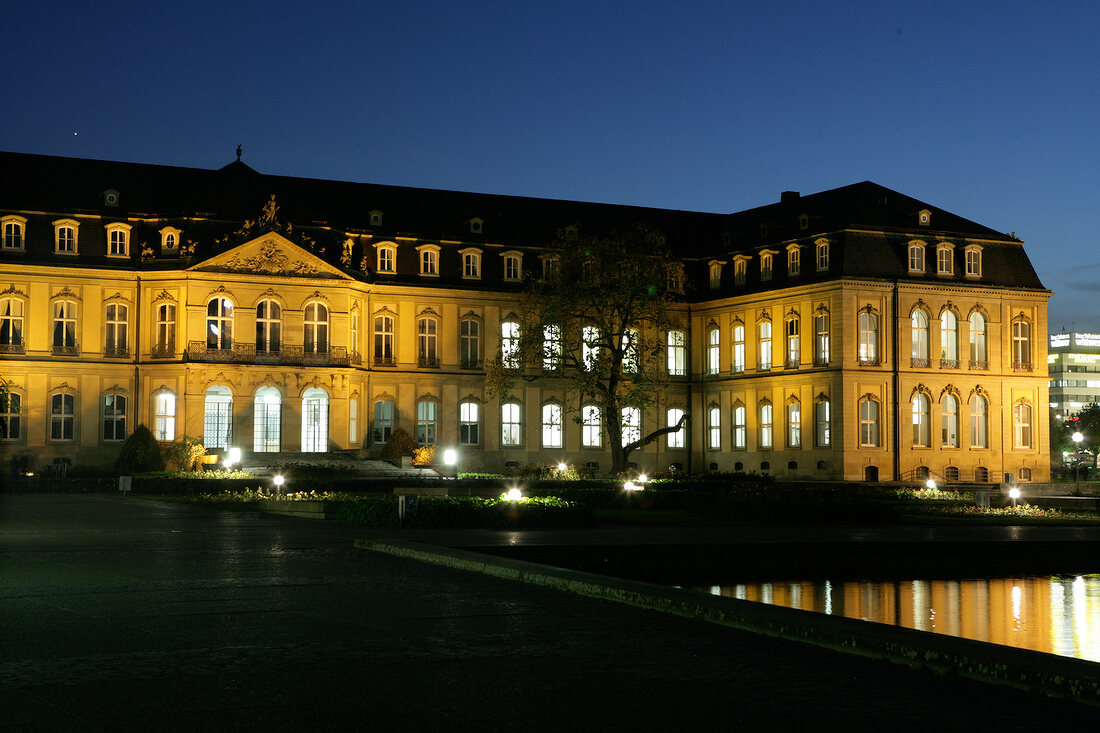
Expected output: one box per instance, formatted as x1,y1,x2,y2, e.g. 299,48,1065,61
1072,431,1084,495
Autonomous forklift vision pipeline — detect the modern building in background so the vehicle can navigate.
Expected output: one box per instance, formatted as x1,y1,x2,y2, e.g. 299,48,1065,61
0,152,1051,481
1048,332,1100,418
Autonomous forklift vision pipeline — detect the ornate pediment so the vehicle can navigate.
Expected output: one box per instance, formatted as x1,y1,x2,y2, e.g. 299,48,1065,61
189,233,349,280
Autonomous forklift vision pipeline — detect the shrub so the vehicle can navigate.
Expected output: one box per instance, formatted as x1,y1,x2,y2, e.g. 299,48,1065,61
412,444,437,466
163,435,206,472
114,425,166,473
380,427,417,460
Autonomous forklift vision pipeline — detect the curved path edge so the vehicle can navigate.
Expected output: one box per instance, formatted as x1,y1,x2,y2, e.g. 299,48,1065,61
358,539,1100,706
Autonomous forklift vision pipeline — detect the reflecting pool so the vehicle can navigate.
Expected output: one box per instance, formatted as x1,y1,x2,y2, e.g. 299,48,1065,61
690,575,1100,662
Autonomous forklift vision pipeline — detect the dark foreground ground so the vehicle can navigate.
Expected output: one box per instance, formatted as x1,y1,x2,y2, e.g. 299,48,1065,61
2,493,1099,732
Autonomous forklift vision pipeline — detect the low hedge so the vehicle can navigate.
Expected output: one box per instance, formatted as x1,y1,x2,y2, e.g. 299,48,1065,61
334,495,594,528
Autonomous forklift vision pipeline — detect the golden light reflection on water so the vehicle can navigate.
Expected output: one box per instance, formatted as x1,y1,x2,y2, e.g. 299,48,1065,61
694,575,1100,662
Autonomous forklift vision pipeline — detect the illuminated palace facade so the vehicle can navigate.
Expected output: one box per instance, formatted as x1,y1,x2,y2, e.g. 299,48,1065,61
0,152,1051,481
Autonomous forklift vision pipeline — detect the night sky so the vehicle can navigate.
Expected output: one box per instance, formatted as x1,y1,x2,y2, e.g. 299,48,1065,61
2,1,1097,329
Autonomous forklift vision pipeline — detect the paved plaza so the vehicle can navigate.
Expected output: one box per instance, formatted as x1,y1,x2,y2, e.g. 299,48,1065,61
2,493,1098,731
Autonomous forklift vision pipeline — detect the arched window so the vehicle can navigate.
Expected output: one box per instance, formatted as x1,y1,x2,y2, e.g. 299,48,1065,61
154,303,176,357
965,246,982,277
667,407,685,448
204,386,233,449
940,310,958,367
937,244,954,275
460,401,480,445
942,394,958,448
304,302,329,354
462,249,482,279
582,405,602,447
1012,318,1032,370
52,300,78,354
859,397,880,447
858,310,878,365
460,318,480,368
1019,467,1032,482
2,215,26,251
501,402,522,446
759,401,773,449
374,313,395,366
667,330,686,376
50,391,76,441
1013,401,1032,449
256,300,282,354
969,312,987,368
372,400,394,444
106,222,130,257
103,392,127,442
785,317,799,368
416,399,437,444
707,403,721,450
975,466,989,482
253,387,282,452
542,403,563,448
501,320,520,369
970,395,988,448
418,245,440,276
787,400,801,448
53,219,78,253
154,391,176,441
417,316,438,367
0,297,24,352
911,309,929,366
301,387,329,452
912,393,930,447
621,407,641,446
733,402,747,449
732,323,745,373
376,243,396,273
207,297,233,351
758,321,772,371
0,389,21,440
815,397,830,447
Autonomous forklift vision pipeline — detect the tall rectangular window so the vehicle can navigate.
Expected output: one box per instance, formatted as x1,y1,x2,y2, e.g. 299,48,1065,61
758,322,772,370
461,319,480,368
733,405,746,449
52,301,78,353
667,330,686,376
859,399,879,447
501,403,521,446
504,254,521,281
785,318,799,368
582,405,601,447
667,408,684,448
304,302,329,354
814,312,830,366
463,252,481,278
541,403,562,448
707,405,721,450
374,315,395,365
460,402,479,445
706,328,720,375
2,219,25,250
155,303,176,356
815,399,830,447
621,407,641,447
732,324,745,373
582,325,600,371
1013,403,1032,449
543,324,562,371
109,229,128,256
377,246,395,273
103,394,127,442
501,321,520,368
105,304,128,356
1,392,21,440
858,311,878,364
816,241,829,271
50,393,75,440
416,400,437,444
759,404,773,448
418,317,438,367
787,402,801,448
154,393,176,441
372,400,394,443
1,298,24,349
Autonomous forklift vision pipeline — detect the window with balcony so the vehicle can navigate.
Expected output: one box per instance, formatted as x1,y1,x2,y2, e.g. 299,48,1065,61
304,302,329,354
1012,318,1032,370
154,303,176,357
732,323,745,373
417,316,438,367
758,320,772,371
858,309,878,365
785,317,799,368
460,318,480,368
0,297,24,353
911,309,929,367
207,298,233,351
104,303,128,357
254,299,282,354
374,314,395,365
667,330,686,376
940,310,959,368
706,326,720,375
969,312,987,369
52,300,78,354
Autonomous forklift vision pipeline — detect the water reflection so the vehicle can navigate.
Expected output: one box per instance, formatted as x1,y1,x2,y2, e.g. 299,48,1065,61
692,575,1100,662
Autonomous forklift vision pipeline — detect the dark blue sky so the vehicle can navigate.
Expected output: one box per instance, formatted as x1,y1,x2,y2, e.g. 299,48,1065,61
3,1,1097,329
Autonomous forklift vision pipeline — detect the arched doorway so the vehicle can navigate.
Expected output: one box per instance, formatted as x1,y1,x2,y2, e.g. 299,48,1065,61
204,386,233,450
301,387,329,453
254,386,281,452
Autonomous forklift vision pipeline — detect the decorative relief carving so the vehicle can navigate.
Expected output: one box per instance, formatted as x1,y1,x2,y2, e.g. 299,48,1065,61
151,289,176,304
2,283,27,298
53,286,81,301
219,240,323,276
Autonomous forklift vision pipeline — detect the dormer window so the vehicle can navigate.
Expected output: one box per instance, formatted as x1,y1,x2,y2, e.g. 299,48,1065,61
918,209,932,227
369,210,383,227
760,250,776,281
733,255,749,286
105,222,132,258
541,255,560,280
53,219,79,254
375,242,397,273
501,251,523,281
815,238,830,271
417,244,440,276
160,226,181,255
469,218,484,234
2,215,26,251
460,248,482,279
708,260,723,290
103,189,120,207
666,263,685,293
965,244,982,278
908,241,926,273
786,244,800,277
936,242,955,275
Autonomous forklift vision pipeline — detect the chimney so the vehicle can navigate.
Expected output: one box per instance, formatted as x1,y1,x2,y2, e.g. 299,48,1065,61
780,191,800,204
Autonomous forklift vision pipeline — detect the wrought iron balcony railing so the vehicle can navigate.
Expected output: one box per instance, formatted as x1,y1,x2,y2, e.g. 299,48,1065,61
103,345,130,358
151,344,175,358
813,356,830,367
940,358,960,369
418,355,439,368
784,358,799,370
969,359,988,370
1013,361,1032,372
857,355,880,366
374,355,396,367
910,357,930,368
52,342,79,356
186,341,350,366
0,342,26,355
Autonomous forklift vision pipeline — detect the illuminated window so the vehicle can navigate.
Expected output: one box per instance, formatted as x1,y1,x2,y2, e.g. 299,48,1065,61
733,403,746,449
304,302,329,354
501,320,520,368
732,323,745,373
204,386,233,449
621,407,641,446
301,387,329,453
460,401,480,445
859,398,879,447
858,309,878,365
911,309,929,365
501,402,522,446
349,398,358,445
940,310,958,366
582,325,600,371
417,316,438,367
1,297,25,350
160,226,181,254
815,397,830,447
253,387,281,452
376,244,396,273
814,311,830,366
667,407,685,448
582,405,601,447
758,320,772,371
912,393,930,447
787,401,801,448
759,401,773,449
543,324,562,371
785,317,799,368
151,302,175,357
1012,318,1032,369
1013,401,1032,449
541,403,562,448
255,300,282,353
374,314,395,365
706,326,720,375
622,329,639,374
206,297,233,350
667,330,686,376
969,312,987,367
372,400,394,443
